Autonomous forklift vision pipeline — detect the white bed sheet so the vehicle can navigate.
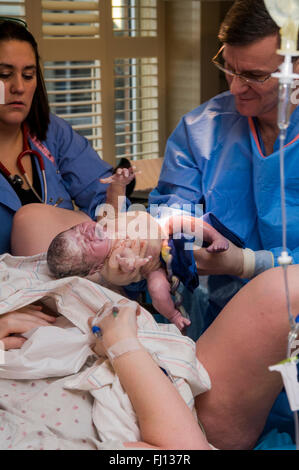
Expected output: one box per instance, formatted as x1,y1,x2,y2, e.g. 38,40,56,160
0,253,210,450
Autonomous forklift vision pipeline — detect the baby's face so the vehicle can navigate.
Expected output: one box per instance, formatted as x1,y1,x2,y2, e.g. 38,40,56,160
66,221,111,271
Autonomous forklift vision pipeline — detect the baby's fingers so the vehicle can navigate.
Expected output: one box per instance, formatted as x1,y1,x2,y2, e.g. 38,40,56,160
116,168,129,178
135,255,152,268
130,237,141,255
139,239,148,259
100,176,113,184
116,254,135,273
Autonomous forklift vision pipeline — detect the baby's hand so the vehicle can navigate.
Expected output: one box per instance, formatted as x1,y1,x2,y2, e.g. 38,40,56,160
100,167,140,187
116,251,152,273
101,238,150,285
171,311,191,331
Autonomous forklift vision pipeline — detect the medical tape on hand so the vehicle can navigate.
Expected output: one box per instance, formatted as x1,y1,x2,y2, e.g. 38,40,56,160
241,248,256,279
105,337,142,363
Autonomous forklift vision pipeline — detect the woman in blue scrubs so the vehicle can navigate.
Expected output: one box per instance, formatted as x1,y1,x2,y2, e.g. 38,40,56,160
0,19,116,338
0,19,113,256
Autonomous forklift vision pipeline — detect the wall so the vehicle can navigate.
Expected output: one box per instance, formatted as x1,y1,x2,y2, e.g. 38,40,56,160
164,0,233,137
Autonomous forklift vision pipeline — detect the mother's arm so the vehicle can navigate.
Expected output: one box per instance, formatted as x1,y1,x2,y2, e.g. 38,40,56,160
0,305,57,349
91,301,210,450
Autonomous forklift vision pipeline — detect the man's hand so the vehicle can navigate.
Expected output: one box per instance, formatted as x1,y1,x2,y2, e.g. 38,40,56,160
194,240,244,277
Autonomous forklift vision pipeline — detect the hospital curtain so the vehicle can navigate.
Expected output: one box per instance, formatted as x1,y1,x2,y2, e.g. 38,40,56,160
0,0,165,167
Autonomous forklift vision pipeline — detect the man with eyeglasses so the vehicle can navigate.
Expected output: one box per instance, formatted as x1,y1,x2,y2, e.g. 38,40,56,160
149,0,299,447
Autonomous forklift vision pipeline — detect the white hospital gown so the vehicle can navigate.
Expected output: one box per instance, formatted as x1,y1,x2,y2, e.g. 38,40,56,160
0,253,210,450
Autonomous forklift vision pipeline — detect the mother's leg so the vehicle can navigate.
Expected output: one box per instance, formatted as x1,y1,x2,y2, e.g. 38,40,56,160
11,203,91,256
195,265,299,450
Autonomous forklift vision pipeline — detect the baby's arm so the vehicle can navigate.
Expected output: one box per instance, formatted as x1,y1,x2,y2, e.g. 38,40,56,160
100,167,139,215
162,215,229,253
146,268,190,331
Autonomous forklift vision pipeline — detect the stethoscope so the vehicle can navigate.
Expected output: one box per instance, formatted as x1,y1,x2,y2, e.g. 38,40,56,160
0,123,48,204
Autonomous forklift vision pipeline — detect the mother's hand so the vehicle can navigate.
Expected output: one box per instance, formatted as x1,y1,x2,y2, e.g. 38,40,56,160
0,304,57,350
89,299,141,356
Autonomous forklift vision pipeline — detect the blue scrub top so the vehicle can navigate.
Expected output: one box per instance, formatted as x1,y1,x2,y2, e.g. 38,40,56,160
0,113,113,254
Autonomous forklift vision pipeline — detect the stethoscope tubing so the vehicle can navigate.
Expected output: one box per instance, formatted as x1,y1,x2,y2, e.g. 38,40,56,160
16,136,48,204
0,125,62,207
22,168,47,204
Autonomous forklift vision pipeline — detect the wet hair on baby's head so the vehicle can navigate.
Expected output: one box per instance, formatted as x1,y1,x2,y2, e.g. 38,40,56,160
47,229,93,279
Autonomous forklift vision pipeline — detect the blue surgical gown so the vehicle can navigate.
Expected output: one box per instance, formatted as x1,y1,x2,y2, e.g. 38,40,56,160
0,113,113,254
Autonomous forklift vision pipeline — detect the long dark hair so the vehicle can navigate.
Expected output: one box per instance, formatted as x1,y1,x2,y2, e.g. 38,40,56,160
0,21,50,140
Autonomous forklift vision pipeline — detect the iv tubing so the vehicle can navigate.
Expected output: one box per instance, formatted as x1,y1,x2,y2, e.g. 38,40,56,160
279,129,299,450
263,0,299,450
279,131,287,251
279,131,296,331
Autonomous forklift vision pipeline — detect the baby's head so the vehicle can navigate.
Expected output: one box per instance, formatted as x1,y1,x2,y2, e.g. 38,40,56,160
47,221,111,279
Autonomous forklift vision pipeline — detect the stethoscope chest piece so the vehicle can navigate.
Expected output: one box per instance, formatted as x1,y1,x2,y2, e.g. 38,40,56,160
10,174,23,188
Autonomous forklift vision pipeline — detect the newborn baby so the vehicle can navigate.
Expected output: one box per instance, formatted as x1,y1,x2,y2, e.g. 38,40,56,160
47,211,229,330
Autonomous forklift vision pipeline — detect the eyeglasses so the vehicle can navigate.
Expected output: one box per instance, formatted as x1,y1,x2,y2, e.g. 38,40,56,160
0,16,27,29
211,45,277,85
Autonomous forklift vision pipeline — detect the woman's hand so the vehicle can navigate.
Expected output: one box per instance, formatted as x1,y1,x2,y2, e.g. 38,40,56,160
89,299,141,355
0,304,57,350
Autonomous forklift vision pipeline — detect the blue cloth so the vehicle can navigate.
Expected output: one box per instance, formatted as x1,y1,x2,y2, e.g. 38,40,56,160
166,236,199,292
0,114,113,254
254,429,295,450
123,279,147,299
167,221,244,292
148,90,299,444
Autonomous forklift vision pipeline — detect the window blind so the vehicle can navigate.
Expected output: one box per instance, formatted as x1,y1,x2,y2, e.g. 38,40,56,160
114,57,159,160
112,0,157,37
44,60,102,152
0,0,25,18
4,0,164,166
42,0,100,37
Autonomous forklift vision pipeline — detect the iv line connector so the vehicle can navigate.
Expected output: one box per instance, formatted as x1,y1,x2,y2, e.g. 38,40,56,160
278,251,293,266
